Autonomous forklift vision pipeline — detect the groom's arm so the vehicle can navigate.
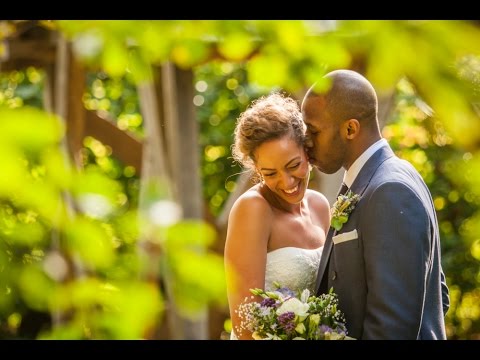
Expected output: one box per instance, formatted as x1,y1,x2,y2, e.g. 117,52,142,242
361,182,431,339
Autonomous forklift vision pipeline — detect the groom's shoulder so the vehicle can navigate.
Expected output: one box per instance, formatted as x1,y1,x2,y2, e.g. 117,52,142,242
376,156,422,182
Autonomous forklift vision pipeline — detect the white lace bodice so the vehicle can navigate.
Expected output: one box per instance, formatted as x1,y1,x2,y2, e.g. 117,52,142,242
230,246,323,340
264,246,323,293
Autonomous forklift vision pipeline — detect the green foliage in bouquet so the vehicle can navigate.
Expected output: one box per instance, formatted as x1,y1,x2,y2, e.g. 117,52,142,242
236,283,353,340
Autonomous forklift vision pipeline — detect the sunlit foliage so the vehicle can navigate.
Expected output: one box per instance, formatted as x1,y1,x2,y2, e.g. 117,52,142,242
195,62,268,216
81,72,143,209
0,67,44,108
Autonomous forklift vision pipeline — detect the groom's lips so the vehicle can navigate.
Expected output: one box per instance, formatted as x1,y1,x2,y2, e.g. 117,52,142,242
307,151,315,162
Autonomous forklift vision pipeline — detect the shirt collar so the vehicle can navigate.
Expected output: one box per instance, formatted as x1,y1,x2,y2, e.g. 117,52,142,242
343,138,388,188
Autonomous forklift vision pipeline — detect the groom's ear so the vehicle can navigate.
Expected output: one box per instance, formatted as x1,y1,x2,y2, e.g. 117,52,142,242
344,119,360,139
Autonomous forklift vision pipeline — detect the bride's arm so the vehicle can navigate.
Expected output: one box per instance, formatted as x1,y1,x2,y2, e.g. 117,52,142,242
224,193,272,340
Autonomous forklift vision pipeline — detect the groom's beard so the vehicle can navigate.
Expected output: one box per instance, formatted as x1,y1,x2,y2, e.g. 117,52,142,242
309,154,343,175
309,134,346,174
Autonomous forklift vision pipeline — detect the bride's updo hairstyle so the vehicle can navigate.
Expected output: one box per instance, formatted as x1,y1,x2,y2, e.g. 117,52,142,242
232,92,306,179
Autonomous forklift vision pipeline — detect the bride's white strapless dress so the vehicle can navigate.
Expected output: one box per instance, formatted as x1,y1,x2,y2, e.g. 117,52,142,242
230,246,323,340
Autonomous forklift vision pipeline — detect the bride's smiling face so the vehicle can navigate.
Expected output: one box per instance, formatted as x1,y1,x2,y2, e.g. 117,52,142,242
254,135,310,204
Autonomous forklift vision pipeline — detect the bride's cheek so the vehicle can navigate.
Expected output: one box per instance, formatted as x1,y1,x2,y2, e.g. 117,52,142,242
298,163,310,179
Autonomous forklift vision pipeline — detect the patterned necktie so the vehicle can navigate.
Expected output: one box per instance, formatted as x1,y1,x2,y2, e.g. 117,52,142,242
338,182,349,197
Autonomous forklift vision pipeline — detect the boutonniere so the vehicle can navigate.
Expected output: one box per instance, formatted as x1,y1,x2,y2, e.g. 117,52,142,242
331,190,360,231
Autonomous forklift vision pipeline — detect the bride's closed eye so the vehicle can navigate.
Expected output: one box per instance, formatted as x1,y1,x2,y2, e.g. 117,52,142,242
264,162,300,177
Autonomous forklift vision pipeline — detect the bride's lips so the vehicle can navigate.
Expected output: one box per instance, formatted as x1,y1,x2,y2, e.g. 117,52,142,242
282,182,302,197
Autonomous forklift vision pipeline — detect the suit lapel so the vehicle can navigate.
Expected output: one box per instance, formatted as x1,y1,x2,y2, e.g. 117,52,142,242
315,143,395,294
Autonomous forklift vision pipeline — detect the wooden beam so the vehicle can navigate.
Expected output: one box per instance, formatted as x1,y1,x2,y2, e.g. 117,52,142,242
0,59,53,72
1,39,56,65
84,111,143,174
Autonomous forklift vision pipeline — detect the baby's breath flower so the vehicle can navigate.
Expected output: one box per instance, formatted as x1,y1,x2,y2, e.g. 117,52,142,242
235,284,350,340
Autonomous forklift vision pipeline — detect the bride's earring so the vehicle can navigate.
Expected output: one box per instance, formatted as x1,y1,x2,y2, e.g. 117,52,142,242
255,170,264,184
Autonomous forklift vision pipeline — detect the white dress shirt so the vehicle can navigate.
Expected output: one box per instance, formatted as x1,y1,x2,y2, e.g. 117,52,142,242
343,138,388,188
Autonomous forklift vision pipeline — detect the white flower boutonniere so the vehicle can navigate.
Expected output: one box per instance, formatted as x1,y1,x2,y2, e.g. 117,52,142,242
331,190,360,231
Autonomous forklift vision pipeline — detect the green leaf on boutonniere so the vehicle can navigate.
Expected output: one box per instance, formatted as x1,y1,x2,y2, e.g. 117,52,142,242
331,190,360,231
331,215,348,231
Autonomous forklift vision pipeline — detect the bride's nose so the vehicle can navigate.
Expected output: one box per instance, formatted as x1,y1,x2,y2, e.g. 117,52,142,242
279,172,296,188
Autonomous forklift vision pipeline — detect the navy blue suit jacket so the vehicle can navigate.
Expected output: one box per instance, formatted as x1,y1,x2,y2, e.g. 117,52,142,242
316,144,450,339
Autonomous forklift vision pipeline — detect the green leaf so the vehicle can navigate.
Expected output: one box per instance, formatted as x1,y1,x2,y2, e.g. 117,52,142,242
218,32,255,61
65,217,115,269
331,215,348,231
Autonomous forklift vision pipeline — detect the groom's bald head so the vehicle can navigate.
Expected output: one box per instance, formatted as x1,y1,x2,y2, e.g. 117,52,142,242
304,69,379,132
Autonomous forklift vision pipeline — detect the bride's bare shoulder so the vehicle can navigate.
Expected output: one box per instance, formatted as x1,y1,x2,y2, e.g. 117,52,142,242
230,185,272,217
305,189,329,209
305,189,330,229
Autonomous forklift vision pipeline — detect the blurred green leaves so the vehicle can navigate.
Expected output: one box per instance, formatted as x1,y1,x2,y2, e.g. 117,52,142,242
195,62,267,216
218,32,255,61
0,106,63,153
0,74,227,338
0,73,161,338
163,221,226,318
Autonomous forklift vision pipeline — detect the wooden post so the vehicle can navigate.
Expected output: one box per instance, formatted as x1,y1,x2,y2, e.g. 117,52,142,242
160,62,208,339
42,31,86,329
136,76,173,339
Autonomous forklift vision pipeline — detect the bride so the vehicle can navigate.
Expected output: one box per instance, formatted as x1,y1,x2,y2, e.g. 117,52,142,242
224,93,330,340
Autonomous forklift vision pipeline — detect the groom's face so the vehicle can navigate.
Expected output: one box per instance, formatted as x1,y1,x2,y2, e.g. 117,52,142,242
301,96,347,174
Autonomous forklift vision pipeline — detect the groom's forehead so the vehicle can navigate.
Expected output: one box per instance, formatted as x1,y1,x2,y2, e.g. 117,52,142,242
303,97,329,121
303,95,326,112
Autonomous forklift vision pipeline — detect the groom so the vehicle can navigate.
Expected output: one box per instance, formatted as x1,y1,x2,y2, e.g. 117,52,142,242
301,69,450,339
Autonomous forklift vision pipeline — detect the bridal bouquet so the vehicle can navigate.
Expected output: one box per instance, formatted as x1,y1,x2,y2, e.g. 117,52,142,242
235,283,351,340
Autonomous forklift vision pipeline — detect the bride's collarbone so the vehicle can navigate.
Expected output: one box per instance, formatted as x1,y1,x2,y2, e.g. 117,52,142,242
273,207,313,224
269,222,324,250
272,212,318,233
